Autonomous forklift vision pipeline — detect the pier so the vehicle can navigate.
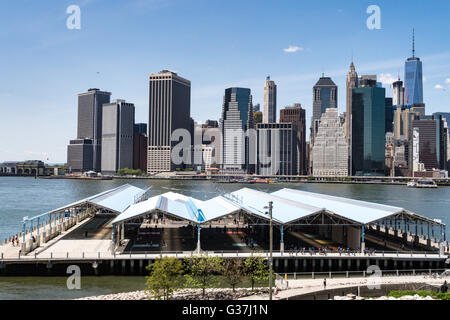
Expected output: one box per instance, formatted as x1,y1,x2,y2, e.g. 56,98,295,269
1,184,448,276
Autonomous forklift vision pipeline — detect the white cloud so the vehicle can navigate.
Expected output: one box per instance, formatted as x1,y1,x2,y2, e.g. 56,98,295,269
378,73,397,85
445,78,450,84
283,46,304,53
435,84,444,89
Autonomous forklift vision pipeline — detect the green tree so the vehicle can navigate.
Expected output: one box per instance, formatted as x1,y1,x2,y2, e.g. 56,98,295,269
223,259,246,292
116,168,145,176
184,255,224,297
244,256,270,290
146,256,185,300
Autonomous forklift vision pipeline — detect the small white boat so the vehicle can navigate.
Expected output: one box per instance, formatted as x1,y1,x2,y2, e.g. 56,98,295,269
407,179,437,188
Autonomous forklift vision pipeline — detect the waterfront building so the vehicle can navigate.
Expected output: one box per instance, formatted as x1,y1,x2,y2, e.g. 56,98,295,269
67,88,111,172
67,139,94,172
133,124,148,173
0,162,17,175
256,123,297,176
411,114,446,171
351,78,386,176
279,104,307,175
148,70,191,173
311,76,338,139
101,100,135,175
404,30,424,107
221,87,254,173
385,98,394,133
312,108,348,177
310,75,338,174
263,76,277,123
411,128,424,173
345,61,359,144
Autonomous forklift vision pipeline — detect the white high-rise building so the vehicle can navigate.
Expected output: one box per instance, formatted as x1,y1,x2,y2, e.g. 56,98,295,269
312,108,348,176
263,76,277,123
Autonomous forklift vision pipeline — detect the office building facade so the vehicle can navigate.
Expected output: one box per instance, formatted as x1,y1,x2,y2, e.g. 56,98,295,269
351,79,386,176
263,76,277,123
221,87,254,173
279,104,306,175
101,100,135,174
148,70,191,173
256,123,297,176
67,88,111,172
133,124,148,173
312,108,348,177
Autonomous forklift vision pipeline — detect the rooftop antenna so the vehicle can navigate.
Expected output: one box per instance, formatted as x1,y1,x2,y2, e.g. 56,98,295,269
412,28,415,58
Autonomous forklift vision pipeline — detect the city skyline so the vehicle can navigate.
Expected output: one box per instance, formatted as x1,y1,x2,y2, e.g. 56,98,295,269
1,0,450,163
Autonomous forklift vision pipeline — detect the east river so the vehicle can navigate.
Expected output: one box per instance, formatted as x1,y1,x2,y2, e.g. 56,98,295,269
0,177,448,299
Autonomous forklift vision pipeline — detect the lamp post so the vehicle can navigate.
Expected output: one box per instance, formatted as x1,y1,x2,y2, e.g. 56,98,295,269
264,201,274,300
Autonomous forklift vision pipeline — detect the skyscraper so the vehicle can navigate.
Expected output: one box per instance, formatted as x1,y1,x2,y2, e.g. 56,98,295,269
404,29,424,107
311,76,337,142
101,100,135,174
133,123,148,173
67,88,111,172
312,108,348,177
345,61,358,141
392,78,405,107
280,104,306,175
385,98,393,133
263,76,277,123
148,70,191,173
352,78,386,176
310,75,337,173
221,87,254,172
345,62,358,174
256,123,297,176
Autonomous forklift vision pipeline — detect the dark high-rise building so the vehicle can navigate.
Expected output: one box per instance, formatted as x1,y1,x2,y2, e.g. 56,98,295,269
256,123,297,176
412,114,448,171
351,79,386,176
280,104,306,175
133,123,148,173
404,29,424,107
385,98,393,133
67,88,111,172
312,76,337,130
148,70,191,172
221,87,254,173
101,100,135,174
310,75,338,174
67,139,94,172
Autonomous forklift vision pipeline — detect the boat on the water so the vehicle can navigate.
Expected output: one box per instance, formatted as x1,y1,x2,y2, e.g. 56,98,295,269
407,179,438,188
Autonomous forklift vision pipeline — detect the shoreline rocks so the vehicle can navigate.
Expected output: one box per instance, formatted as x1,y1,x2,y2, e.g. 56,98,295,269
77,287,269,300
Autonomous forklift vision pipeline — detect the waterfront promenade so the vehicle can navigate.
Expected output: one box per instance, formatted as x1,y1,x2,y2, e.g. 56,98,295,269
240,273,450,300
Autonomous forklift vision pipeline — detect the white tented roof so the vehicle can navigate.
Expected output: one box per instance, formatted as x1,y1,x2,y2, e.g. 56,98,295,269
112,192,241,225
43,184,145,216
110,187,442,226
271,188,404,224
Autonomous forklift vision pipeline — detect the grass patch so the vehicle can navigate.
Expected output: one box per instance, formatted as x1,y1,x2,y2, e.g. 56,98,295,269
387,290,450,300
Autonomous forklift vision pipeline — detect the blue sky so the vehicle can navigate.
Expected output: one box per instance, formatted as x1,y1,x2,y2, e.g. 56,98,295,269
0,0,449,163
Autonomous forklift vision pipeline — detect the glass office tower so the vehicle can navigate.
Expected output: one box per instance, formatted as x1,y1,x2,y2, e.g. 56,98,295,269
351,80,386,176
404,57,423,105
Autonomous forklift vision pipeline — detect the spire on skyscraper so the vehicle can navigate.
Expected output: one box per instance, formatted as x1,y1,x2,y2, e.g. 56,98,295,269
412,28,415,58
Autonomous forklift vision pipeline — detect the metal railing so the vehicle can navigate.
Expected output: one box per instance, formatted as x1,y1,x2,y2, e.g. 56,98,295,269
275,268,448,281
0,248,447,262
